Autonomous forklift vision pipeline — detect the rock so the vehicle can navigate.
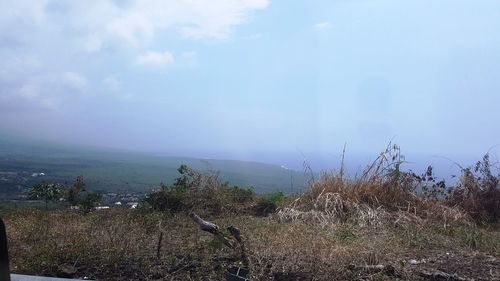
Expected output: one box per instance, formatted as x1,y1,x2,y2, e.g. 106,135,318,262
57,264,77,278
408,258,427,265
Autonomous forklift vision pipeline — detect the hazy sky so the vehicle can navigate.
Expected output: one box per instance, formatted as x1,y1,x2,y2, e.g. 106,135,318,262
1,0,500,170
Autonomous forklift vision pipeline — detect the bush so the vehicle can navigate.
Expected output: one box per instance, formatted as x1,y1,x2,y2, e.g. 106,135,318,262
143,166,258,215
276,144,471,225
142,185,186,212
65,176,86,206
254,192,286,217
262,191,286,205
448,154,500,223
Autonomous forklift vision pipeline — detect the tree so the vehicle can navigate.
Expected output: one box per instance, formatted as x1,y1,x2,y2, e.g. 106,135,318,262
173,164,220,190
66,176,86,205
28,182,63,210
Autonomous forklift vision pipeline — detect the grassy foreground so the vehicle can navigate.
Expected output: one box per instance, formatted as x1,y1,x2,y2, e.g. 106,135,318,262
2,145,500,280
2,209,499,280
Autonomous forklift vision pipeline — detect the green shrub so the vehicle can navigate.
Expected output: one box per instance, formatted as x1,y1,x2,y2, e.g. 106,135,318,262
262,191,286,205
254,192,286,217
142,185,186,212
143,166,258,215
224,186,255,203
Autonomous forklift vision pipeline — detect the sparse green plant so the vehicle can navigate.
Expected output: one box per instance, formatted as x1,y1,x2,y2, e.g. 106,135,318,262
65,176,87,206
334,225,358,244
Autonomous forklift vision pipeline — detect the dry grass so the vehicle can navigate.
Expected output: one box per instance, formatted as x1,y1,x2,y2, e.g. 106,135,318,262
278,144,469,229
2,208,499,280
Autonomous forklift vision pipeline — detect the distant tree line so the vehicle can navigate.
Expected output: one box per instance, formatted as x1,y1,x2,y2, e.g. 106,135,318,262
28,175,101,212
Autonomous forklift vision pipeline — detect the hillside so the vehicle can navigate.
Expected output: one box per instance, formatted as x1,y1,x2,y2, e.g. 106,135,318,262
2,146,499,280
0,135,307,194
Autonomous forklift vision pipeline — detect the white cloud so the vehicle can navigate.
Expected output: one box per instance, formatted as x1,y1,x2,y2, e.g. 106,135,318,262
30,0,271,48
62,72,87,91
0,0,269,111
136,51,174,67
314,21,333,30
106,13,155,46
105,0,269,44
17,82,40,100
102,75,133,100
103,76,121,92
15,77,62,110
2,1,269,51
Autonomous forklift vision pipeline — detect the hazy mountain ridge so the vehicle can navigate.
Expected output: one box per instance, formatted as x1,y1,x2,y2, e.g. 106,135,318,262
0,135,307,194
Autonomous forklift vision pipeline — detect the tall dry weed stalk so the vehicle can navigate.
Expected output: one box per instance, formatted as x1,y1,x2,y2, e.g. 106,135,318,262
278,143,469,227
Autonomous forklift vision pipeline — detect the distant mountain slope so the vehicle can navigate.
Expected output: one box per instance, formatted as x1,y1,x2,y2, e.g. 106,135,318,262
0,135,307,194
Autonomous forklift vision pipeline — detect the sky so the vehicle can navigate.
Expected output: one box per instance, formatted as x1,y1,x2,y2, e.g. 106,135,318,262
1,0,500,172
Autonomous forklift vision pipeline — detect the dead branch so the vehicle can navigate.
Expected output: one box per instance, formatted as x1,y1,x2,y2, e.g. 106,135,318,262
189,212,234,248
156,221,165,259
227,225,242,243
419,270,474,281
227,225,249,266
190,213,222,234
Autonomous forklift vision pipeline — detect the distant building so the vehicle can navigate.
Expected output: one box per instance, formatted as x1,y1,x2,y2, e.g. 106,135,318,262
127,202,138,209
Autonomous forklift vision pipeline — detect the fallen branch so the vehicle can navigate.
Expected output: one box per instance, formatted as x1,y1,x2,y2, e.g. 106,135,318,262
190,213,222,235
189,212,234,248
227,225,249,266
227,225,242,243
419,271,474,281
189,213,251,267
